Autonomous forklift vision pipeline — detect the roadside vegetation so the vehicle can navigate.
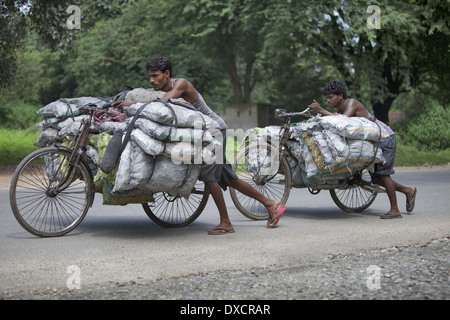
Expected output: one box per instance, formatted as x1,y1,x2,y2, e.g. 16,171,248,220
1,1,448,167
0,98,448,167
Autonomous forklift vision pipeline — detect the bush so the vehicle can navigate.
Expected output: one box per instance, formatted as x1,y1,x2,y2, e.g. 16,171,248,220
398,101,449,151
0,98,42,130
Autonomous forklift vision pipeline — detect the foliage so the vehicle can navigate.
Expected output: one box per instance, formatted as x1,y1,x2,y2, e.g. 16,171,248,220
0,0,132,89
0,0,449,148
306,0,449,123
394,142,450,167
402,102,450,151
0,0,28,88
64,0,232,109
0,128,40,165
0,97,42,130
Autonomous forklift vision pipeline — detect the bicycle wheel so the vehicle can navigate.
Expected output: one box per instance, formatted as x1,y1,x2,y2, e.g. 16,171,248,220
230,143,291,220
142,181,209,228
329,169,378,213
9,147,94,237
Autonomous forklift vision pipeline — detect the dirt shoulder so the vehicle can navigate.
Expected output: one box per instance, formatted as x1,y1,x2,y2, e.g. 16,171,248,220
0,165,18,189
1,163,449,190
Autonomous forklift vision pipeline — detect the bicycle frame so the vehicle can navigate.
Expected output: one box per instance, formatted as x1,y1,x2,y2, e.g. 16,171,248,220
50,105,98,196
270,108,385,194
277,107,310,142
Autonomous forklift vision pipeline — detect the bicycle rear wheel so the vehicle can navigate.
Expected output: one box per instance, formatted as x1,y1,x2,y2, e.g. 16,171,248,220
9,147,94,237
142,181,209,228
329,169,377,213
230,143,291,220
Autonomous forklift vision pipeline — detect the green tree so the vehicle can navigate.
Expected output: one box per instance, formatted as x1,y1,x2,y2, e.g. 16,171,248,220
310,0,449,123
0,0,28,88
178,0,324,105
0,0,131,90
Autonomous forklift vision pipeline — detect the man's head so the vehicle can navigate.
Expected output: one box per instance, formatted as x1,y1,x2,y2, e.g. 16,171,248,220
322,80,347,108
146,56,172,91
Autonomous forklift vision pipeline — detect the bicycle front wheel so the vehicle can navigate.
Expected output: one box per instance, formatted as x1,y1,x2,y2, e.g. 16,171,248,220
9,147,94,237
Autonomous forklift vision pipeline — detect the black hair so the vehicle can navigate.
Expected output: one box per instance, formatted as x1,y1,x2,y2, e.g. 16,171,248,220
322,80,347,99
145,56,172,77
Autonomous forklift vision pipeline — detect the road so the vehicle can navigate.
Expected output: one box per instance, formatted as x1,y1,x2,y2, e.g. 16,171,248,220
0,167,449,298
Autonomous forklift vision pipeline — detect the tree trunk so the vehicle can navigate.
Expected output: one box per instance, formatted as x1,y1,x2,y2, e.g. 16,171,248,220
243,60,255,104
225,56,243,104
372,101,390,124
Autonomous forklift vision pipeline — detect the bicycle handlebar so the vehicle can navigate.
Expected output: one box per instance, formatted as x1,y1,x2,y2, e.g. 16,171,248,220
274,107,310,119
78,103,110,114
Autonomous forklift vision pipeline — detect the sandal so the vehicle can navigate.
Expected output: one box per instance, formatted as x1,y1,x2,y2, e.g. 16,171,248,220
406,188,417,213
266,216,280,229
208,226,235,235
266,204,286,228
380,212,402,219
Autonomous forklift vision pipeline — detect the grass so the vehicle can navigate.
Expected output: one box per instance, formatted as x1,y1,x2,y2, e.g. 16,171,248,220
0,129,40,165
394,144,450,167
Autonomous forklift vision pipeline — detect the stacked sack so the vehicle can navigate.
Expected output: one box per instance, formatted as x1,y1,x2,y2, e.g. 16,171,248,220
34,96,114,170
34,96,112,146
288,115,388,179
33,88,221,202
112,99,221,197
247,115,389,189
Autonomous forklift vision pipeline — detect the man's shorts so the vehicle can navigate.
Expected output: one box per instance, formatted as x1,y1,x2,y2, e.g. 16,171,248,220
198,129,238,191
370,134,396,184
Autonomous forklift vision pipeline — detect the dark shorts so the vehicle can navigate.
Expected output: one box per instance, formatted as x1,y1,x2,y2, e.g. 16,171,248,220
199,129,238,190
370,134,396,183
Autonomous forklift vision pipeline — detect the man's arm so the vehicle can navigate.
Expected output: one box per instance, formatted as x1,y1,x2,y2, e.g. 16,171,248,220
111,78,199,109
163,78,198,102
308,100,335,116
339,99,359,117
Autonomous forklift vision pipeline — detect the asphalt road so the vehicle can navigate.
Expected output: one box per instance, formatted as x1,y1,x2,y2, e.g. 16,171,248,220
1,167,449,298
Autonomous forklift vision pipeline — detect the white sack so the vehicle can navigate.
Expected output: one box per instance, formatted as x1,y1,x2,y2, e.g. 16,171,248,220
318,115,389,142
125,101,220,129
130,128,165,156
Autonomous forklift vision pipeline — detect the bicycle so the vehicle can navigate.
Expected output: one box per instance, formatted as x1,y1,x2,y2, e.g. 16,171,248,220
9,103,209,237
229,108,386,220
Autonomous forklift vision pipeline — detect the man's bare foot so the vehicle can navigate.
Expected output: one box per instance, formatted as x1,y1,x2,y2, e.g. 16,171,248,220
380,211,402,219
208,224,235,235
266,200,279,220
265,200,286,228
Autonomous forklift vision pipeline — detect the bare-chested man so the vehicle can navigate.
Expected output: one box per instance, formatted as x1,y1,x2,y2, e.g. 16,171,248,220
113,56,286,233
309,80,417,219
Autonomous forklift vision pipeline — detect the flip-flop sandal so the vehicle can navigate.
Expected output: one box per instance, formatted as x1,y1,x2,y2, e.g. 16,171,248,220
208,227,235,235
266,205,286,228
275,204,287,218
380,212,402,219
266,216,280,229
406,188,417,213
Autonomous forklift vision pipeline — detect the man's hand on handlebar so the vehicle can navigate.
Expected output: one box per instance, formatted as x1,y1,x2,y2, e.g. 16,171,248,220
308,100,325,114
